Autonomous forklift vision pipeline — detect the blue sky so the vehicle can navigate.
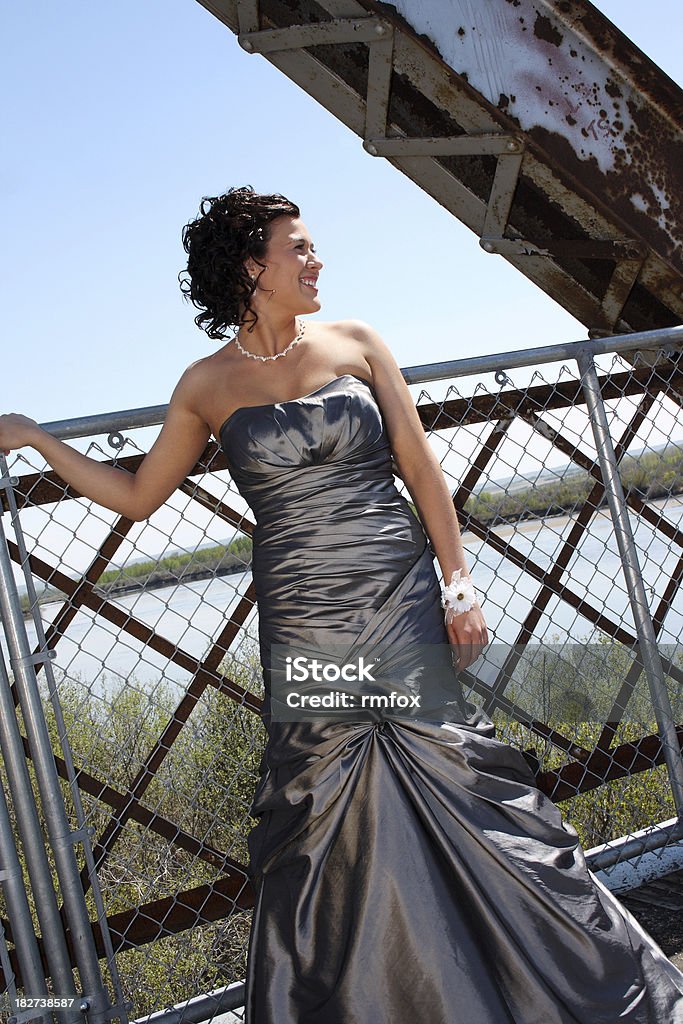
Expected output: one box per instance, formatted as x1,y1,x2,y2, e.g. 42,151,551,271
4,0,681,423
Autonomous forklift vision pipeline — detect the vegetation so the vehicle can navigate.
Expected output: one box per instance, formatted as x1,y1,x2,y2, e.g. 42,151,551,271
464,446,683,525
0,649,265,1016
96,535,253,594
2,632,681,1014
20,536,253,612
94,654,265,1014
8,441,683,1005
488,634,683,848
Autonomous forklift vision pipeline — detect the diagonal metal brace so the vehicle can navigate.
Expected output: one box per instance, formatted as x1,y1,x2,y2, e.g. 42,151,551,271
480,238,647,260
482,151,524,242
239,17,390,54
236,0,259,34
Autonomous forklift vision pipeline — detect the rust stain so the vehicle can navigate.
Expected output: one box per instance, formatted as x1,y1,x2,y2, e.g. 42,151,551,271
605,77,623,99
568,0,682,123
534,13,563,48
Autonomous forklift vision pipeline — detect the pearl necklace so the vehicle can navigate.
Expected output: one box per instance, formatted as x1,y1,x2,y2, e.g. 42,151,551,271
234,319,306,362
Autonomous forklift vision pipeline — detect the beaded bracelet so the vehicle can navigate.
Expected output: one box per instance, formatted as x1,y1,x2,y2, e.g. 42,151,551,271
441,569,478,624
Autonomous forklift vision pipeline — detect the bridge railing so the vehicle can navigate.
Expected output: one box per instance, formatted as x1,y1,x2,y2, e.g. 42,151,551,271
1,324,683,1022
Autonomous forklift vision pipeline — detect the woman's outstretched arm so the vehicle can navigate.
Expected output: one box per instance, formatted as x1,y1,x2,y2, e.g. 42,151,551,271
0,366,212,522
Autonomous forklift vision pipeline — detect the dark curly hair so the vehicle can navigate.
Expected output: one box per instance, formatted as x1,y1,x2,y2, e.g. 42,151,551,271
179,186,300,339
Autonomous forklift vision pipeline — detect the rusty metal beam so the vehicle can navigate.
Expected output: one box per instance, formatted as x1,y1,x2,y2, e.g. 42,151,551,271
0,872,256,988
238,14,389,51
539,726,683,803
196,0,682,336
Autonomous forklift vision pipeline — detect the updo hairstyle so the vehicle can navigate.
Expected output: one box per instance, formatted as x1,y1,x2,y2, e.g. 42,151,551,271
179,186,300,338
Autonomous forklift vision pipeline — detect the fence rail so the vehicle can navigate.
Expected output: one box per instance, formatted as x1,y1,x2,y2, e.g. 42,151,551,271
1,324,683,1020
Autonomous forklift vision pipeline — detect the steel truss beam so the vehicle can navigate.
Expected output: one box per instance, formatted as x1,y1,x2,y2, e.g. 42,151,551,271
197,0,683,337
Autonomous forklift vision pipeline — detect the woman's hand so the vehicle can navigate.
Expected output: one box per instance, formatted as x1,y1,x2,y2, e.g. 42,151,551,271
446,603,489,672
0,413,41,455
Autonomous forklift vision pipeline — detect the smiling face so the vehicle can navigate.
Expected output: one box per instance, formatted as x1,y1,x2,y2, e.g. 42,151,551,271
247,216,323,317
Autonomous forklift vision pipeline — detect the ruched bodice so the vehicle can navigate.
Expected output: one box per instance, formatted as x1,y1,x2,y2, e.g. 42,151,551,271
219,373,683,1024
221,375,433,637
220,374,388,488
221,374,422,555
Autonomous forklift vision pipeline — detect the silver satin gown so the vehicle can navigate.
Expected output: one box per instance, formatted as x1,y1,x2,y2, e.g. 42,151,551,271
219,374,683,1023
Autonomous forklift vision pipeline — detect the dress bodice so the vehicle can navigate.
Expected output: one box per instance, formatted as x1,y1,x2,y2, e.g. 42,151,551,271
218,372,428,629
219,374,393,509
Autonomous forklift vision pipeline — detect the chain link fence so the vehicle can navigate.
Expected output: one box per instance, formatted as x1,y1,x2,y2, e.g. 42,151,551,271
1,326,683,1021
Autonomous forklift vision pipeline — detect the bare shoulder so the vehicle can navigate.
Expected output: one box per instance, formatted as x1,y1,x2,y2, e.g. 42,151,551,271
330,319,403,374
325,318,385,348
167,353,220,420
320,318,396,376
319,321,424,454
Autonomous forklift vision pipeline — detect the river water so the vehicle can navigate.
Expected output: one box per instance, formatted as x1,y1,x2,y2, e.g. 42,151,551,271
9,496,683,695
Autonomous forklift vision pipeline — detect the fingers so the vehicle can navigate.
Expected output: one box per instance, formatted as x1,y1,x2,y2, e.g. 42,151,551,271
452,642,475,670
447,608,489,671
0,412,34,453
452,644,484,671
0,416,11,455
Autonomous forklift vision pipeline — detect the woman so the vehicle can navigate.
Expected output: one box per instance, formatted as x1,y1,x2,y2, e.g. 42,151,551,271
2,187,683,1023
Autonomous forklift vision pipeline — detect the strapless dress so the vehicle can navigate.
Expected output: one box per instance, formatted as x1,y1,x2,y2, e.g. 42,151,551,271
220,374,683,1024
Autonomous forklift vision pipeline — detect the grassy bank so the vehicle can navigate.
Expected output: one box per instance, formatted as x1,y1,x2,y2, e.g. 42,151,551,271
465,446,683,525
20,535,253,612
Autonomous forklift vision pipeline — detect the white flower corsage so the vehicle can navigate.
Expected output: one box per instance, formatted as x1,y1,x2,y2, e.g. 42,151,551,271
442,569,478,624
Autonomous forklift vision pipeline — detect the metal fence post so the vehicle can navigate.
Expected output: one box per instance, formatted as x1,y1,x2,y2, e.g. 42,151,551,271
576,345,683,819
0,917,21,1020
0,496,115,1024
0,762,49,1020
0,643,76,1020
1,459,130,1024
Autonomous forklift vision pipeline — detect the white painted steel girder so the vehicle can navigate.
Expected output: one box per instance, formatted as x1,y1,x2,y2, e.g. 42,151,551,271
196,0,683,337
